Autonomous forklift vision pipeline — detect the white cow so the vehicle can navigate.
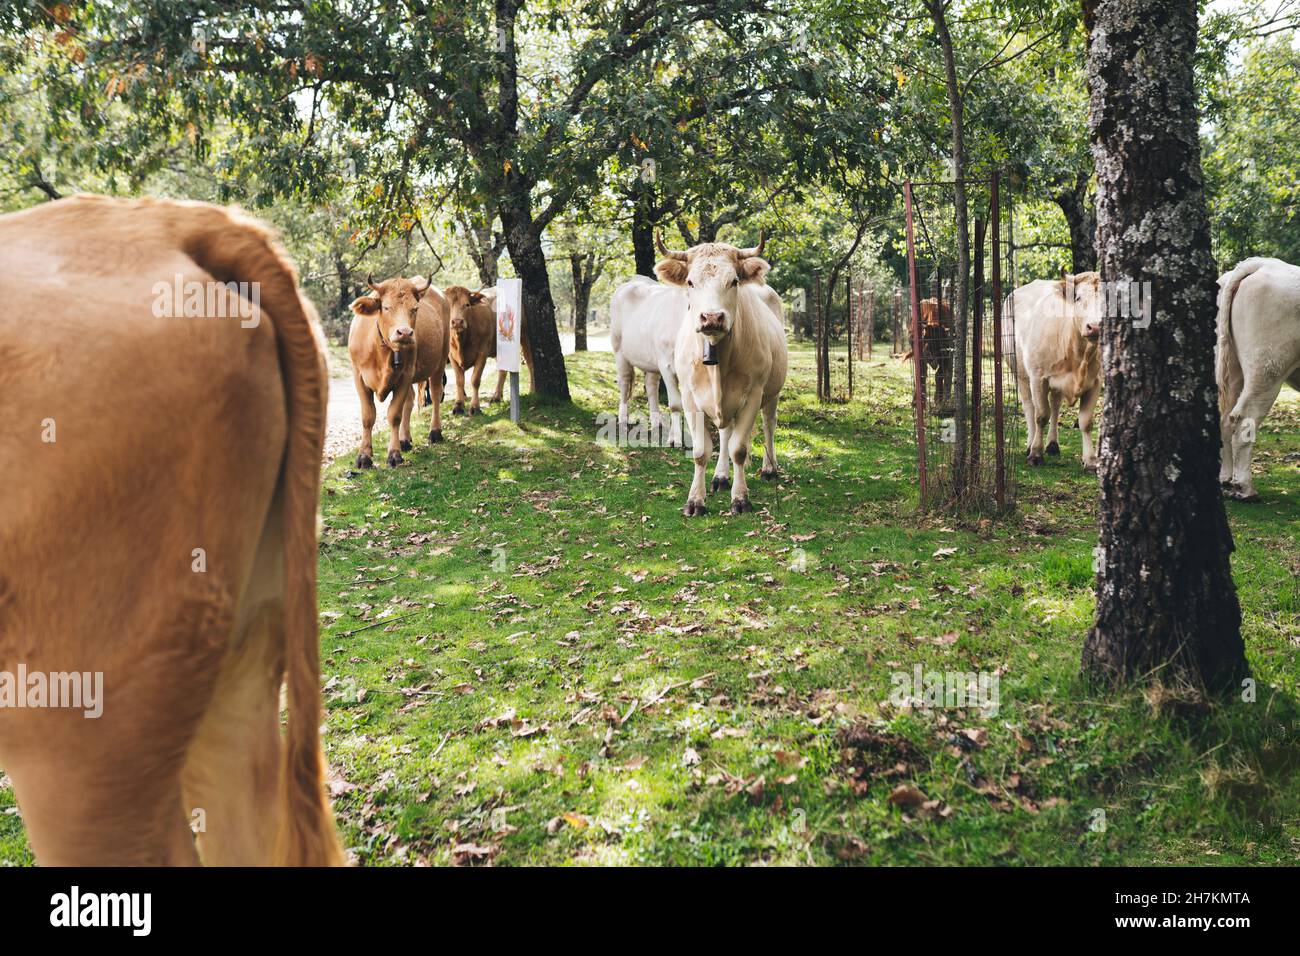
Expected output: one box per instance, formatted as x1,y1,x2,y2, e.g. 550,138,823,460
1004,272,1103,471
662,232,788,515
609,275,687,446
1216,257,1300,501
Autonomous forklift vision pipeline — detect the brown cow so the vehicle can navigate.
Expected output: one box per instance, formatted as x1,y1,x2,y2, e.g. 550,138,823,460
443,285,534,415
347,273,445,467
0,194,343,865
918,297,954,409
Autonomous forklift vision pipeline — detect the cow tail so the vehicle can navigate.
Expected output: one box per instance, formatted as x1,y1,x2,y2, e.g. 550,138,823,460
1215,258,1264,421
176,202,345,866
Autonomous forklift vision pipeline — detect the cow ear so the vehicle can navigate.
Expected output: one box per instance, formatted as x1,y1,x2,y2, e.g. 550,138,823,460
655,258,689,286
350,295,381,316
468,291,485,304
737,256,771,284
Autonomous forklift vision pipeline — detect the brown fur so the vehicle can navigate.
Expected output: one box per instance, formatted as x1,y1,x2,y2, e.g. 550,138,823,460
0,194,343,865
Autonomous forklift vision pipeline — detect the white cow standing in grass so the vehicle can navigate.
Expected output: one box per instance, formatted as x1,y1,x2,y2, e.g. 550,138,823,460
1216,257,1300,501
661,232,788,516
609,274,687,446
1003,272,1104,471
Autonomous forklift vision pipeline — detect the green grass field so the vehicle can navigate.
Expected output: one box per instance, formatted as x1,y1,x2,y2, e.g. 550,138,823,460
2,343,1296,866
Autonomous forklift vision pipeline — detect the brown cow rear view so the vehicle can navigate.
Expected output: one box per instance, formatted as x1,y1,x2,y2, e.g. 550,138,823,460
0,195,344,865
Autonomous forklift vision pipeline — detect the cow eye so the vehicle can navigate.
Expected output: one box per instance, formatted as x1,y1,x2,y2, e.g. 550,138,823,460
731,277,740,287
686,279,694,288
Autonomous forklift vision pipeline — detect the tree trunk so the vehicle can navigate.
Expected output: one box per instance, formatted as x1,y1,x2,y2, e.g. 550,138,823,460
334,252,353,319
500,194,570,401
1080,0,1246,691
1054,171,1098,273
929,0,970,485
632,185,657,277
465,211,501,288
570,251,595,352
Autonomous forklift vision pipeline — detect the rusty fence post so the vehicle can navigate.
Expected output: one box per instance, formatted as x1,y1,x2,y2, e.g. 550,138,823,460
904,180,928,508
971,217,986,486
991,171,1006,510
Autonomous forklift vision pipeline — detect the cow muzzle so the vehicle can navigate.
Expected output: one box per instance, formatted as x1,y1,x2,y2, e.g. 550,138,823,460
698,311,727,335
1083,322,1101,339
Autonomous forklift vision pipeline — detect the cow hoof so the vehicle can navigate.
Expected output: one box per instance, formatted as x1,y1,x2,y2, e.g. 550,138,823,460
387,451,404,468
356,454,374,470
760,469,779,482
682,499,708,517
667,434,683,449
1227,487,1259,503
1027,454,1044,467
1045,441,1060,457
469,406,482,417
428,429,444,444
711,476,730,493
730,497,753,515
400,439,413,452
453,403,466,416
1083,462,1098,475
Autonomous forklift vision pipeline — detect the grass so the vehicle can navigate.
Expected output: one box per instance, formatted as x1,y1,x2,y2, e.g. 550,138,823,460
1,343,1297,866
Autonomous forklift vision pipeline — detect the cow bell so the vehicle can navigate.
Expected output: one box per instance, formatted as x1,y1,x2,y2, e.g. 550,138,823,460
702,337,719,366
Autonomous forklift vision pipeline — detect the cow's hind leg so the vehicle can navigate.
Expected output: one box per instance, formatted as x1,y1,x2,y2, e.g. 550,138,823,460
428,373,444,443
1045,390,1062,457
661,365,684,448
1078,384,1100,473
181,514,292,865
644,370,663,442
399,386,415,452
1027,378,1050,466
759,398,779,480
4,581,238,865
616,353,636,428
1227,376,1284,501
469,358,487,415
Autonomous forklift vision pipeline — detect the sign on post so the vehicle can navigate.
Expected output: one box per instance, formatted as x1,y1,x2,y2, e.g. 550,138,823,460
495,277,522,424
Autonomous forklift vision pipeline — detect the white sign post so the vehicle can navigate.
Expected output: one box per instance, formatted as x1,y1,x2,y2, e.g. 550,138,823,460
495,277,522,424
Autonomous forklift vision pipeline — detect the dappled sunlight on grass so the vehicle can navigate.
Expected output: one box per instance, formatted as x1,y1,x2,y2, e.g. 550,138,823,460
113,341,1300,867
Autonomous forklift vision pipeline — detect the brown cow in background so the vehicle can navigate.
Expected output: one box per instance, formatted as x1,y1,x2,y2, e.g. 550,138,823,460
443,285,535,415
918,297,954,409
347,273,445,467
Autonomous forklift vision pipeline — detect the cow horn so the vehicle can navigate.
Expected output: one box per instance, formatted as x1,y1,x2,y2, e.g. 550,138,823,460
366,273,381,292
414,273,434,293
655,231,687,261
737,229,766,259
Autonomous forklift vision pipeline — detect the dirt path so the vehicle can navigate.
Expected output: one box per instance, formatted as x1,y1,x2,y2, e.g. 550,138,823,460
323,331,610,463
